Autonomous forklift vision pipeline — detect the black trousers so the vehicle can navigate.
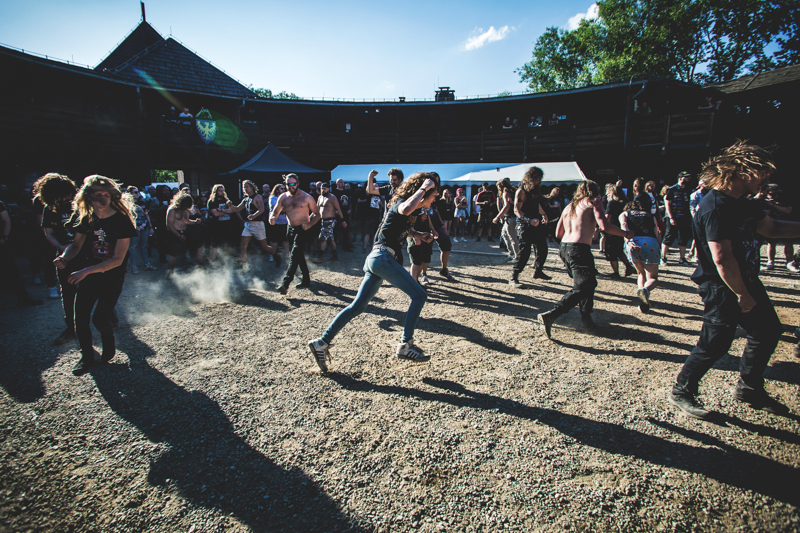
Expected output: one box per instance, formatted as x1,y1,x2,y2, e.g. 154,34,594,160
513,223,548,279
58,264,78,330
550,243,596,318
283,225,311,286
675,279,782,394
74,273,125,359
0,243,31,302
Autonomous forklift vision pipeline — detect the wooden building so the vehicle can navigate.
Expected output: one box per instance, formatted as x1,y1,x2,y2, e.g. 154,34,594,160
1,21,796,192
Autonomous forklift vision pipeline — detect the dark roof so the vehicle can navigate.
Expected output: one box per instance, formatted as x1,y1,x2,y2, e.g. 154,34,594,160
220,143,325,176
95,22,164,72
705,64,800,94
95,22,255,99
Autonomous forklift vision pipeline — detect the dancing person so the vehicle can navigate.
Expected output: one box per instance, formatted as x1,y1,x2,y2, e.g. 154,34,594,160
668,142,800,419
206,184,236,263
475,182,495,242
226,180,281,269
313,182,345,263
493,177,520,264
270,174,321,294
603,183,636,278
366,168,405,262
537,180,633,339
619,200,661,313
308,173,440,371
54,175,137,375
407,205,436,286
510,167,551,288
127,186,157,273
427,174,455,282
453,188,468,242
267,183,290,259
165,190,204,279
661,171,693,265
39,174,80,343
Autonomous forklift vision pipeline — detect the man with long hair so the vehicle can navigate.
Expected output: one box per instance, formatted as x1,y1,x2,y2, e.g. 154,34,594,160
269,174,321,294
308,173,440,372
511,166,552,287
227,180,281,270
668,142,800,419
54,175,137,375
538,180,632,339
165,190,204,279
38,173,80,343
493,177,520,264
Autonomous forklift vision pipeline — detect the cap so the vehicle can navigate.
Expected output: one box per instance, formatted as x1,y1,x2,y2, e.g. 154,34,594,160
677,171,692,179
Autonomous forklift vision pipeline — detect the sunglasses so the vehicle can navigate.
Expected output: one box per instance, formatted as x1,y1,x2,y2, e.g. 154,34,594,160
286,182,298,187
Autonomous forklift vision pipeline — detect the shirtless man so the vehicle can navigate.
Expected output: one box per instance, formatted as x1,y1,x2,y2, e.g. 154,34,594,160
313,182,346,263
165,190,204,279
226,180,280,269
537,180,632,339
269,174,321,294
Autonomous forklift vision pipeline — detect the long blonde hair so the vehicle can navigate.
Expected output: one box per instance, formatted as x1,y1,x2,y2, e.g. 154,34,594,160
73,175,135,226
700,140,776,191
566,180,600,218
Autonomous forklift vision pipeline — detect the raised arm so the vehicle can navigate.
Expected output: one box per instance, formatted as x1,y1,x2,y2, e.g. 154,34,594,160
398,179,436,215
366,170,380,196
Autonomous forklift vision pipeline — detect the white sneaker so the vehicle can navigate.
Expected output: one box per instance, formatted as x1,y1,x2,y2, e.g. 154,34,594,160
131,264,139,274
307,338,331,372
396,339,430,362
762,261,774,271
461,237,468,242
421,275,430,286
788,262,800,273
48,286,60,299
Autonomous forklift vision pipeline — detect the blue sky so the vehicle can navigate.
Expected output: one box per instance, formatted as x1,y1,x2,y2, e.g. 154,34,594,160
0,0,600,101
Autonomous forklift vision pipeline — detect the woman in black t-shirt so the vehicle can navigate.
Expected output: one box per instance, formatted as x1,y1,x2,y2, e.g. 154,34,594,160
620,199,661,313
55,175,137,376
308,173,440,371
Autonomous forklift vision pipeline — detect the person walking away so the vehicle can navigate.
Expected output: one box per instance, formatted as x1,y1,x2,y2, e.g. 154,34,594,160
537,180,632,339
603,183,636,278
619,200,661,312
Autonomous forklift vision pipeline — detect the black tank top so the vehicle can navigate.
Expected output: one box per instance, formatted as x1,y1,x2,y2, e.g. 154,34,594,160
244,195,262,222
521,190,542,221
627,210,657,238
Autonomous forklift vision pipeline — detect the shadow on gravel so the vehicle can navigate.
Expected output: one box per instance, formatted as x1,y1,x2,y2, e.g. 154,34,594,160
90,327,361,532
0,335,70,403
327,374,800,507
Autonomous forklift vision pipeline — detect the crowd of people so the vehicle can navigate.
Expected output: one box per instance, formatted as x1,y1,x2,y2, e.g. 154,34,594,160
1,141,799,420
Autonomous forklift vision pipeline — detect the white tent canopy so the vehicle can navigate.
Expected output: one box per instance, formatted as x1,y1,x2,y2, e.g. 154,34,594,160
449,162,586,185
330,163,519,184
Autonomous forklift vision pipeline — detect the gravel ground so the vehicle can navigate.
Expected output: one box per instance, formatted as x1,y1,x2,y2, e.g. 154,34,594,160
2,240,799,533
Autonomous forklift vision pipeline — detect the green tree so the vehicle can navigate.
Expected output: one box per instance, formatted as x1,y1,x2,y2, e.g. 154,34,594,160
247,85,301,100
151,170,177,183
517,0,797,92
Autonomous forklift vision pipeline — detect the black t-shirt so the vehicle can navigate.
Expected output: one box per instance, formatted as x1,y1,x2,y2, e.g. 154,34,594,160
665,184,691,221
375,201,415,260
626,210,657,239
332,188,351,219
634,193,652,214
41,203,76,246
436,198,454,221
208,198,231,222
74,211,137,277
604,199,626,231
691,190,766,285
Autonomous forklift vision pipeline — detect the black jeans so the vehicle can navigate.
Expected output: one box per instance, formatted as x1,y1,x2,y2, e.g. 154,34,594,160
550,243,596,318
283,225,311,286
58,264,78,330
675,279,782,394
513,223,548,279
74,273,125,359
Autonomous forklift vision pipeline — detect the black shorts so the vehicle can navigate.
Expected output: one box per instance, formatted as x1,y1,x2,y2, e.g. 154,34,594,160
434,226,451,252
166,231,187,257
407,238,433,265
362,214,380,239
603,235,625,261
663,219,692,247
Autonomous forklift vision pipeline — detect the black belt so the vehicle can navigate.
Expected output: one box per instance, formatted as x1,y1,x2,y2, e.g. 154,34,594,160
323,217,335,221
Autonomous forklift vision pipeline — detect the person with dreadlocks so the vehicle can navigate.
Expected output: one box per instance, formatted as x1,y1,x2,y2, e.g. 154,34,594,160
307,172,440,372
668,142,800,420
537,180,632,339
54,175,137,375
510,166,552,288
37,173,80,344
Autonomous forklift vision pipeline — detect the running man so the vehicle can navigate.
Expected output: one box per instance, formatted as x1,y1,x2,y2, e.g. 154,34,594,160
165,190,204,279
269,174,321,294
226,180,281,270
538,180,633,339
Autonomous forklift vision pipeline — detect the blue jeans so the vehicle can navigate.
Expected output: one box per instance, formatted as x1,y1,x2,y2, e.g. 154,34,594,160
322,249,427,344
129,228,150,267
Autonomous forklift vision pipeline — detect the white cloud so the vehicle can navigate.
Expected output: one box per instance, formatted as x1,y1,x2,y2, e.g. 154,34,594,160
464,25,511,51
567,3,599,30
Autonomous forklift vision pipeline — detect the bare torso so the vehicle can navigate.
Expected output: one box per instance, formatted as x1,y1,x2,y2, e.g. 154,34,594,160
317,195,338,219
558,199,597,245
167,206,189,232
278,190,317,227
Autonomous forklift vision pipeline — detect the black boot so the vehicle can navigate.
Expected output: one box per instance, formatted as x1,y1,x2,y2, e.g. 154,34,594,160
72,354,95,376
580,314,599,333
533,270,551,280
101,333,116,363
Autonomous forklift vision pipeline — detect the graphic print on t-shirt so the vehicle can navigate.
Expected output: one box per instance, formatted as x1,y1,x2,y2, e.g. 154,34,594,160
92,228,114,261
